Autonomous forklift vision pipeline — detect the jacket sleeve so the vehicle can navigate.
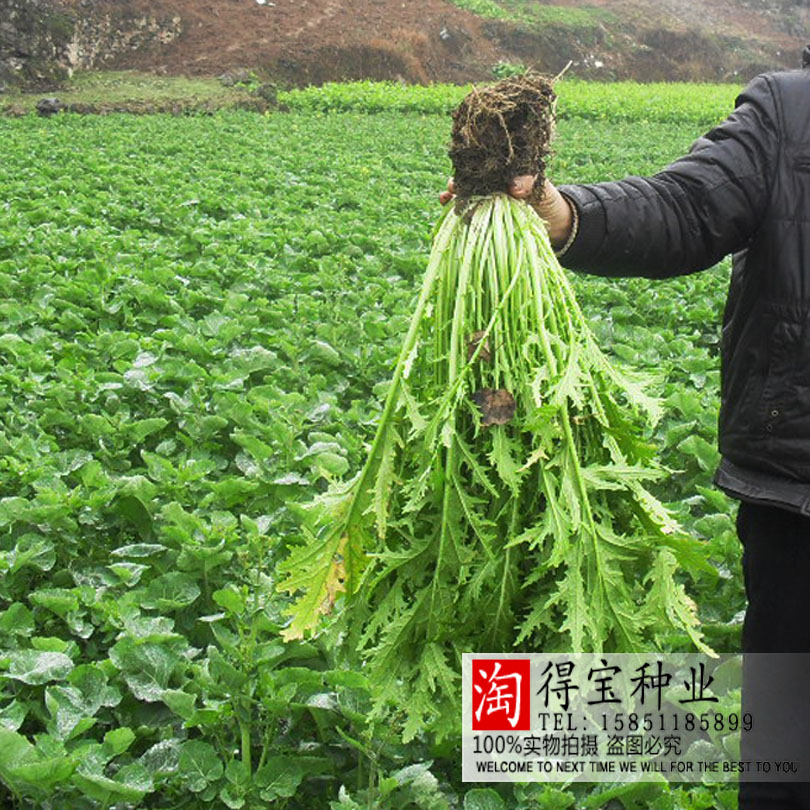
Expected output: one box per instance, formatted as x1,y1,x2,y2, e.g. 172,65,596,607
556,74,781,279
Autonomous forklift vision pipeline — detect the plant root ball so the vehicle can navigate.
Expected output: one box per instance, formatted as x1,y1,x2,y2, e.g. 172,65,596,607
448,71,556,201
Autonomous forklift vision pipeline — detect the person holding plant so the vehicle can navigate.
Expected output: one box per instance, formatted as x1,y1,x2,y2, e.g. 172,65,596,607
442,46,810,810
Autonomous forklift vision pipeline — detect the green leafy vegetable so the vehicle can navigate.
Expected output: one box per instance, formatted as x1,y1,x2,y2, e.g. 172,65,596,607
280,194,712,740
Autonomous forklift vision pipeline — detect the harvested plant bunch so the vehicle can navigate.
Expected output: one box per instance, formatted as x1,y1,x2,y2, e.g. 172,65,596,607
279,75,713,742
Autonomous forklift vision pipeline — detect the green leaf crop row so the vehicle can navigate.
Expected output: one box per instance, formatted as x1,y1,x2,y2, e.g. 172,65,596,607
0,108,741,807
279,79,742,126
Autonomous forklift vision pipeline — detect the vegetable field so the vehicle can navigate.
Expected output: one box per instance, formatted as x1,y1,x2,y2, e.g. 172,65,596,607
0,81,746,809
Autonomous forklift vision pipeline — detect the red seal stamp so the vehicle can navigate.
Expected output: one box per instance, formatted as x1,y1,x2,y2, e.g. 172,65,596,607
472,658,531,731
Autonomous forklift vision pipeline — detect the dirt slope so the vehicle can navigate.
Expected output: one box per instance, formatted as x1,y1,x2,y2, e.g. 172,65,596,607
69,0,810,83
96,0,501,85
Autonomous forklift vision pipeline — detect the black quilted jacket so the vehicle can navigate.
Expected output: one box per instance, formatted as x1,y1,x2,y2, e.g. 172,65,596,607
557,58,810,515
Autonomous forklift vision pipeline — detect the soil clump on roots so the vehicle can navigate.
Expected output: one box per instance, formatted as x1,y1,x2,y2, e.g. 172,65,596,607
448,72,556,202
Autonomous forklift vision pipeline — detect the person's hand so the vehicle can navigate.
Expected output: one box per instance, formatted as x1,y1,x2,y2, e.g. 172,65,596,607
439,175,575,251
438,174,537,205
438,178,455,206
528,179,575,250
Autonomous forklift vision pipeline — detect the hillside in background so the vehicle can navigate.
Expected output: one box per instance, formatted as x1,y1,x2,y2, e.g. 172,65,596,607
2,0,809,88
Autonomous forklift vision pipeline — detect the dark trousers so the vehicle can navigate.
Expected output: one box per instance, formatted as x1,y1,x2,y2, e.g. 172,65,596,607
736,501,810,809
